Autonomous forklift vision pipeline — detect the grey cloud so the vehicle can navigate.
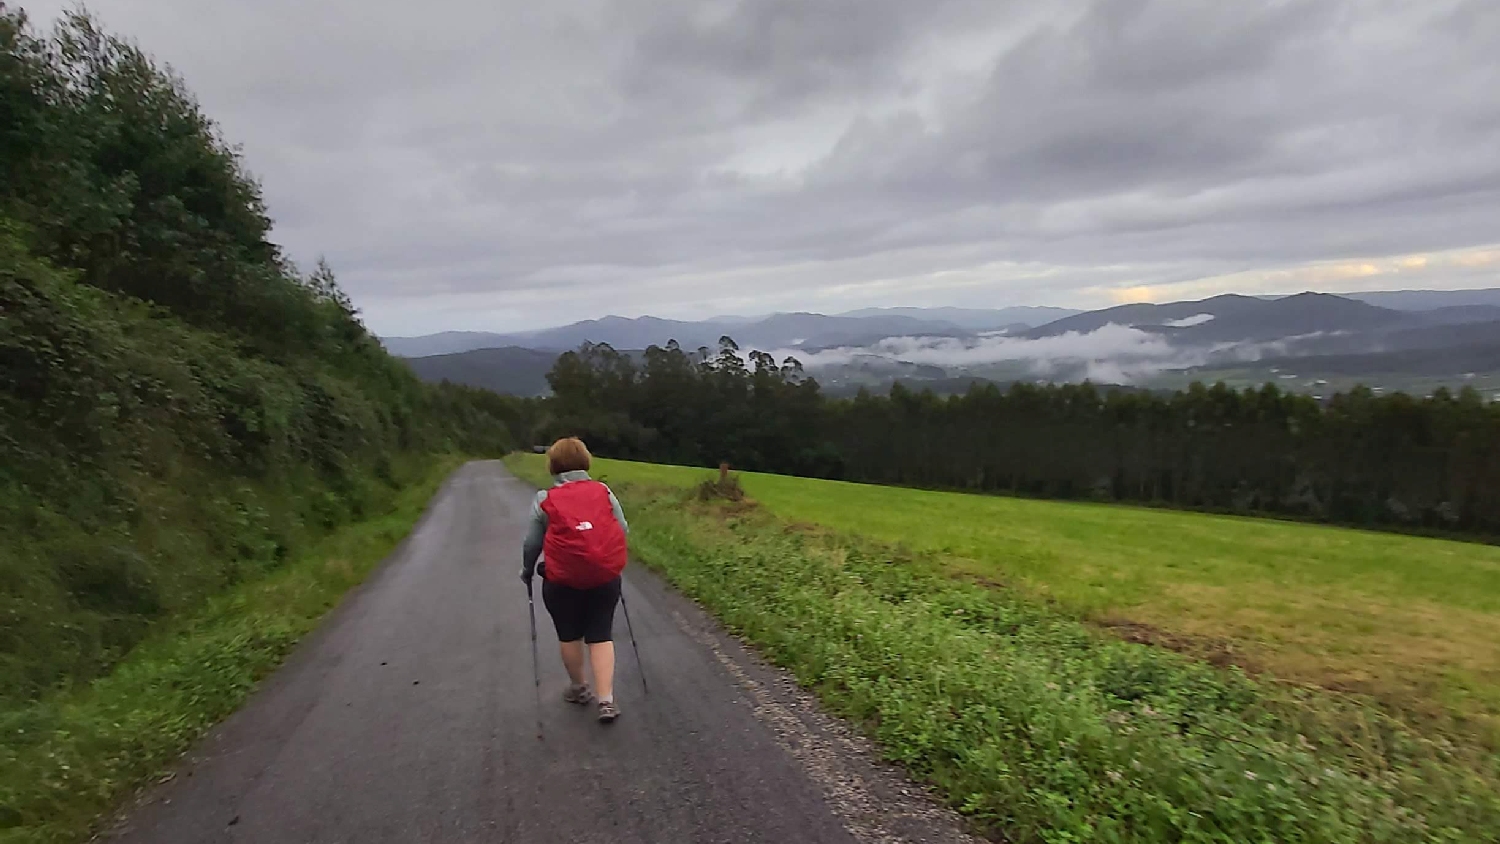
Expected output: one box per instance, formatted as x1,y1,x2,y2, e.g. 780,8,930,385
16,0,1500,335
817,0,1494,206
626,0,1006,117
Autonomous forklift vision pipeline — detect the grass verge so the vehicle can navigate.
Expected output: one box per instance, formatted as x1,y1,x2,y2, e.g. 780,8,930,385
508,454,1500,843
0,455,464,844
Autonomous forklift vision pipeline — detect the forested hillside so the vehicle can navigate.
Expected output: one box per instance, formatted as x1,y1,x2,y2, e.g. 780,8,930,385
538,338,1500,536
0,8,523,706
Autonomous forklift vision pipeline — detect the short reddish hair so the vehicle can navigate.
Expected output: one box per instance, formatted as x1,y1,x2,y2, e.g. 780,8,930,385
547,437,591,475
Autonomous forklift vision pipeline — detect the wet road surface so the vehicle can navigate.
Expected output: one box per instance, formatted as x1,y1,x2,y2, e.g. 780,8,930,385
105,461,980,844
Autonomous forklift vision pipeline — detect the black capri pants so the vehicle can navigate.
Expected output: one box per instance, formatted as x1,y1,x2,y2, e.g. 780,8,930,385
541,575,622,644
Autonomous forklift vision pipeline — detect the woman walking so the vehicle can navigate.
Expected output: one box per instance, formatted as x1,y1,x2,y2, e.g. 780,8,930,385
520,437,630,723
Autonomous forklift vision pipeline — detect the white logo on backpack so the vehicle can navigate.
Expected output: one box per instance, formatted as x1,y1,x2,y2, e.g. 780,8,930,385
574,521,594,531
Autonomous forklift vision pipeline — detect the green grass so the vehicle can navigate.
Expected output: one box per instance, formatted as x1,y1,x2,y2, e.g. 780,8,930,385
0,456,463,844
516,454,1500,745
509,453,1500,842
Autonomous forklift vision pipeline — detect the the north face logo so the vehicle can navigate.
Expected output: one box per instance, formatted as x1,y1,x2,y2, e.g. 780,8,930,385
574,521,593,531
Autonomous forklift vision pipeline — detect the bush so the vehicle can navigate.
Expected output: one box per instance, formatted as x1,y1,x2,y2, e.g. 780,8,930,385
696,464,746,502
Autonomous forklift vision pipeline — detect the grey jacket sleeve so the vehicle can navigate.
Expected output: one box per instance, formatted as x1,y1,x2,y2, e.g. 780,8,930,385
521,490,547,578
605,485,628,534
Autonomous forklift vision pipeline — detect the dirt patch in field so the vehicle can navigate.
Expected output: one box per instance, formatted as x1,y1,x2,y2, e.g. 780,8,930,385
716,498,761,517
781,520,825,536
1096,617,1264,675
780,520,858,545
679,497,768,533
948,568,1011,591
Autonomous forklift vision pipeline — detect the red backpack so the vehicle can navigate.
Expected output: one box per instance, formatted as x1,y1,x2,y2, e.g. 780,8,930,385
539,480,628,589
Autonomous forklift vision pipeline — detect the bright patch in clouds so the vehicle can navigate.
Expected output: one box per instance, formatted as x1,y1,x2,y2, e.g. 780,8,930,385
1095,244,1500,308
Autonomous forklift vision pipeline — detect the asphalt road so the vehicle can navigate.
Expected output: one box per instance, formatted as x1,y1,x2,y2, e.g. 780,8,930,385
104,461,980,844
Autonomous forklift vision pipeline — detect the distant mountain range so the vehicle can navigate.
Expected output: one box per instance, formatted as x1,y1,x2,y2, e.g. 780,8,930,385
1028,291,1500,346
1344,289,1500,310
835,305,1081,330
380,307,1077,358
391,288,1500,399
402,347,558,396
1027,293,1405,341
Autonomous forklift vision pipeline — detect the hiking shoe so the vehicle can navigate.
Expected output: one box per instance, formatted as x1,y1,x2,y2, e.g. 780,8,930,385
563,683,594,705
597,700,620,723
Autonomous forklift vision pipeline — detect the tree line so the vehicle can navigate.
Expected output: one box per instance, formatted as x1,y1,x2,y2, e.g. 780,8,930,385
534,338,1500,537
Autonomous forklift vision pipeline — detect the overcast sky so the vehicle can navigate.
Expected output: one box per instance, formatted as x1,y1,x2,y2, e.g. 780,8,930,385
18,0,1500,336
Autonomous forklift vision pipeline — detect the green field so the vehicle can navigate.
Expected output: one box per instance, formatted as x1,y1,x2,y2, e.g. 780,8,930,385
541,455,1500,740
509,452,1500,842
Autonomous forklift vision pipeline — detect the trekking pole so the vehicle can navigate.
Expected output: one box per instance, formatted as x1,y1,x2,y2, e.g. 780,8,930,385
618,585,648,696
526,580,543,741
